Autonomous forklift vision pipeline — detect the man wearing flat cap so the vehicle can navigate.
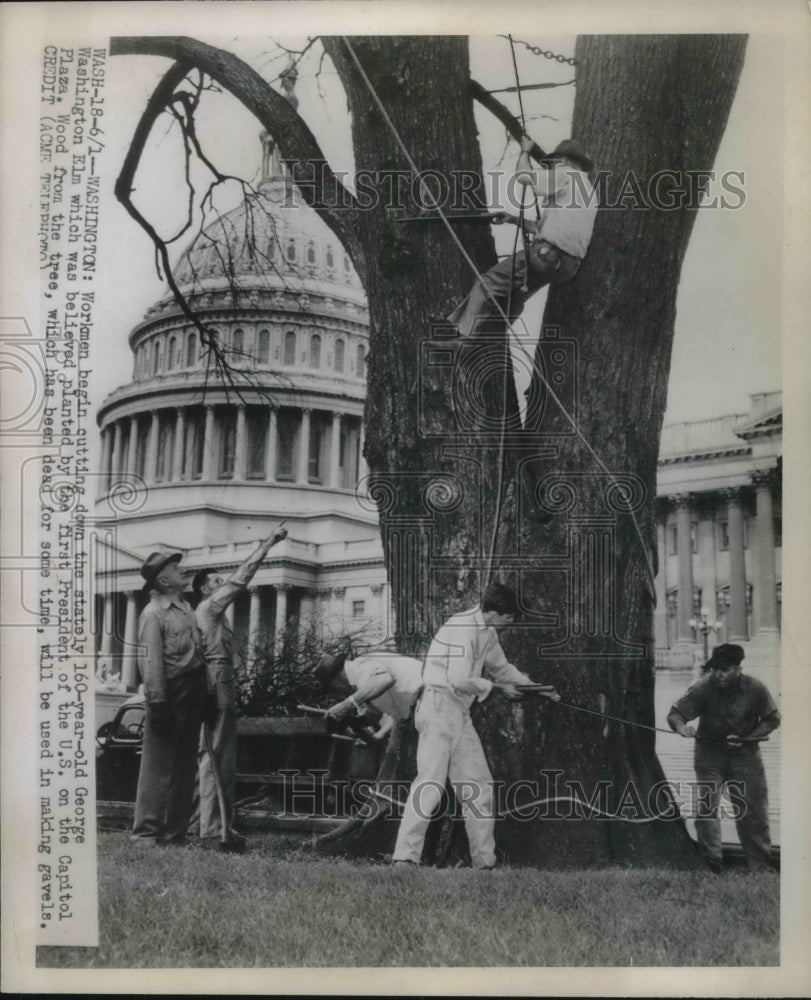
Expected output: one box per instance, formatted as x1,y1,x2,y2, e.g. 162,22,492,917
312,641,424,741
667,643,781,872
131,550,208,846
448,136,597,341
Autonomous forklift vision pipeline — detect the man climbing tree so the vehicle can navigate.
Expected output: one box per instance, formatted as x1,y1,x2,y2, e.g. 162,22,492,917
111,33,748,868
448,136,598,341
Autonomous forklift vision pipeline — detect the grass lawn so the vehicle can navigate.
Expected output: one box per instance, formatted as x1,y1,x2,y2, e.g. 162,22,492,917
38,831,779,968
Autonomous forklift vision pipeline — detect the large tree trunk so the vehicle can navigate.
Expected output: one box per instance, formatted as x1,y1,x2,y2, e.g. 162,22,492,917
474,34,748,866
113,33,747,867
323,36,518,649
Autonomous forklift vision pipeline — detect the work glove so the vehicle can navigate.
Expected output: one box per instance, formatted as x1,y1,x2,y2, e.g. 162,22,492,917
497,684,525,702
149,700,173,735
326,698,356,725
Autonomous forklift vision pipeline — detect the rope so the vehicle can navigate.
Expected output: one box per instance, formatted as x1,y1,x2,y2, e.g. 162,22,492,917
484,168,525,585
340,37,657,600
549,697,768,746
553,698,676,737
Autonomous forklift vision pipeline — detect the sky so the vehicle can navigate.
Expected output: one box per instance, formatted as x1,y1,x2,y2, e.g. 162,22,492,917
93,33,782,427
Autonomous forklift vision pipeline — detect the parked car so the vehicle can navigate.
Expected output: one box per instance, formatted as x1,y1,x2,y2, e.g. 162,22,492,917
95,695,386,817
96,693,145,801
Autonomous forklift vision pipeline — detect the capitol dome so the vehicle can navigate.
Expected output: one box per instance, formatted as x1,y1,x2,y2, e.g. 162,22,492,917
93,130,387,693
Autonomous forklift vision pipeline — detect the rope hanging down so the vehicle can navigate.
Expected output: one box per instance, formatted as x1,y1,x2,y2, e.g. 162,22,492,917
484,34,534,584
340,37,657,600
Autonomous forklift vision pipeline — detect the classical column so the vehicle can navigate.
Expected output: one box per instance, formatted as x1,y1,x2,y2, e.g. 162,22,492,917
121,591,139,689
100,426,112,490
171,407,186,481
297,409,311,483
274,584,290,650
332,587,347,624
298,588,317,642
696,498,718,652
371,583,386,641
266,407,277,482
144,410,159,483
654,511,668,652
674,496,694,643
234,405,247,482
751,470,779,636
329,411,342,488
99,593,115,667
110,421,123,483
358,420,369,483
202,405,216,480
723,487,748,641
127,416,140,477
247,585,261,668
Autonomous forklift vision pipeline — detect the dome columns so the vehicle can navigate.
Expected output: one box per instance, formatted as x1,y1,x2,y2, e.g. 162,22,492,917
99,402,365,493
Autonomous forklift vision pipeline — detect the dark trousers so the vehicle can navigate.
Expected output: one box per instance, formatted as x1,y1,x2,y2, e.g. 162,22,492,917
694,744,773,870
132,670,207,843
447,239,582,340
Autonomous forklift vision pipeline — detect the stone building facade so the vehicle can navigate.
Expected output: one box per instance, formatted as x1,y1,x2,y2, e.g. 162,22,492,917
93,133,390,692
655,391,781,669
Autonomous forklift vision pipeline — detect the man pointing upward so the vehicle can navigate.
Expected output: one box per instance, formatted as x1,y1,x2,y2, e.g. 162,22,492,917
192,522,287,849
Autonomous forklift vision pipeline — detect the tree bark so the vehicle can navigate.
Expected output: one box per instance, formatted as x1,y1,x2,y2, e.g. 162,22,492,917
485,34,749,866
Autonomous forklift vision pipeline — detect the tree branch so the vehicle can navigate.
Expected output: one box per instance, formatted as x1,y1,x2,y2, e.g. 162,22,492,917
110,36,364,263
469,79,549,161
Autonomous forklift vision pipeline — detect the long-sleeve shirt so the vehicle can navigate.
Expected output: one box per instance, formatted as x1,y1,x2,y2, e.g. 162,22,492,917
194,550,266,666
138,593,205,703
195,580,244,667
531,165,597,260
344,654,424,720
422,606,531,712
668,673,781,741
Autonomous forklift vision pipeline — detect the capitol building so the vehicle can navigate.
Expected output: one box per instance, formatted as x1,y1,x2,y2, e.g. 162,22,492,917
93,130,390,693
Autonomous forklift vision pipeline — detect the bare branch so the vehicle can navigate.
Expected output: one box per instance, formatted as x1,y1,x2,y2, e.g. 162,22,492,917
110,35,364,270
469,79,549,161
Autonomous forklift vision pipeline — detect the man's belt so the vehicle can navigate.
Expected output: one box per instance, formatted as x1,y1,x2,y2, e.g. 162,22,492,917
531,238,582,264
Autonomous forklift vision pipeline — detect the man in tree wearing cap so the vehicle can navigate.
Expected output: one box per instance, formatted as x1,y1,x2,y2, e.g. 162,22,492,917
132,551,207,846
192,523,287,850
667,643,781,872
447,136,597,341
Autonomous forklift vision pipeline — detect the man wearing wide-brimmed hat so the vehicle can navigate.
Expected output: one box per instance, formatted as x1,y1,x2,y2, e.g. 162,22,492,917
131,550,208,846
447,136,597,341
667,643,781,872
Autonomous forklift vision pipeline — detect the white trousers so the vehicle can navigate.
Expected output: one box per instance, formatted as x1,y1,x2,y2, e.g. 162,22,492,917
392,689,496,868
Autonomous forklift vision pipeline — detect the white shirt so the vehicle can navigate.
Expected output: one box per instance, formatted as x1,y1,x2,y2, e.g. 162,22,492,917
344,653,424,720
533,164,597,259
421,606,531,712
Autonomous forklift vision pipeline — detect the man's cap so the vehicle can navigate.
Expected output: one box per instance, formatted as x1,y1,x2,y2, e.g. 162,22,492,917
309,652,347,684
547,139,594,173
140,550,182,591
706,643,745,669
